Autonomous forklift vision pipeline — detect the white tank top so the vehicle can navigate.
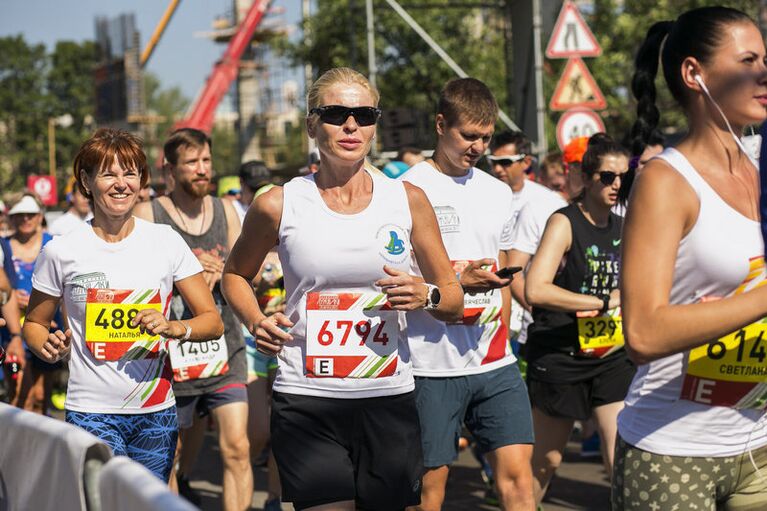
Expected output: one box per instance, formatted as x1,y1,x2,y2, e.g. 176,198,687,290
273,171,415,398
618,148,767,457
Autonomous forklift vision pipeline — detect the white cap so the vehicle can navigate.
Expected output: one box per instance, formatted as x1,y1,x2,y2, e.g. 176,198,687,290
8,195,41,216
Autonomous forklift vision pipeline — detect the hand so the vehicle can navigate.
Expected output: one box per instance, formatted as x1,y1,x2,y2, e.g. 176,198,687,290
197,252,225,274
130,309,180,338
40,329,71,363
459,259,511,294
253,312,293,356
6,335,26,370
375,265,428,311
14,290,29,310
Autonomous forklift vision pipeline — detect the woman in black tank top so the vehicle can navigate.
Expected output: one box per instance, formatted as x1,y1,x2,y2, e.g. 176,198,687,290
523,133,636,505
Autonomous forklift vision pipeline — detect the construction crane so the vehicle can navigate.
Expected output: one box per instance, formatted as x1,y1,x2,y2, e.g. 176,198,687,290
176,0,272,134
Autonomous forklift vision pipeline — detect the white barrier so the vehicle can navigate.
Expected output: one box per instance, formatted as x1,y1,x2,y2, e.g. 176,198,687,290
99,457,197,511
0,402,111,511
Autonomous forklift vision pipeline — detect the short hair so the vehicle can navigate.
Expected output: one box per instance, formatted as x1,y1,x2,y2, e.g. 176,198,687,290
397,146,421,160
490,130,531,155
539,152,564,177
306,67,380,111
73,128,149,198
164,128,212,166
437,78,498,127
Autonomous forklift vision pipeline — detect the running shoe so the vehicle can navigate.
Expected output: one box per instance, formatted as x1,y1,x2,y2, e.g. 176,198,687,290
580,431,601,458
176,474,202,506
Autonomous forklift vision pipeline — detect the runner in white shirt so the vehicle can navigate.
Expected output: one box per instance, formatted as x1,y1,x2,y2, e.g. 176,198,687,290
48,182,92,236
22,128,223,482
222,67,462,511
616,7,767,509
402,78,535,511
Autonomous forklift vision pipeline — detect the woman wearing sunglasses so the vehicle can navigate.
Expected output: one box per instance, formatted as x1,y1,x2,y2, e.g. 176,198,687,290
523,133,635,504
222,67,462,511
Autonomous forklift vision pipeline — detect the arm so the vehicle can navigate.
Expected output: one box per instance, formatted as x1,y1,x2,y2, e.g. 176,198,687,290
222,199,242,251
376,183,463,322
622,161,767,364
499,249,512,340
525,213,609,312
508,250,532,311
23,290,70,363
149,273,224,341
2,293,25,368
222,187,293,354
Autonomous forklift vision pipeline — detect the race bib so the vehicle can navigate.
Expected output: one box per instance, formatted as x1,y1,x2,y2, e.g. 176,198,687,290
168,335,229,382
305,292,399,378
453,260,503,325
681,321,767,409
84,289,163,361
577,309,624,358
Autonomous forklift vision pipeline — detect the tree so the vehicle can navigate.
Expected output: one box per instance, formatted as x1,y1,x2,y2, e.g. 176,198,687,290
0,35,48,190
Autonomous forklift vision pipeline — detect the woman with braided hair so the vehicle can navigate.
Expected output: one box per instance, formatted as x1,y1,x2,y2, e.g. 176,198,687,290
616,6,767,510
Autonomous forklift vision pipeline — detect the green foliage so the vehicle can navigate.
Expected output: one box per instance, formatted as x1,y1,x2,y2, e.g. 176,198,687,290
0,36,98,195
283,0,509,122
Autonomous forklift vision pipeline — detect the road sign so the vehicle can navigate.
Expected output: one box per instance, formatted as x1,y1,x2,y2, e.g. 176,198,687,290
546,1,602,59
556,108,605,150
27,175,58,207
550,58,606,111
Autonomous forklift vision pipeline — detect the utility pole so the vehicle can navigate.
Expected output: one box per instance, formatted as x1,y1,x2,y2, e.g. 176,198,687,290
303,0,316,152
366,0,378,90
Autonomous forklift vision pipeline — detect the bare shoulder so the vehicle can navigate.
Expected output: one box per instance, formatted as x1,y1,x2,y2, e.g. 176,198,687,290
628,157,698,226
132,200,154,221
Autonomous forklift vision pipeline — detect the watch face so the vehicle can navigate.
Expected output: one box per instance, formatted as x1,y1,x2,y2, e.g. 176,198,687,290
432,287,441,306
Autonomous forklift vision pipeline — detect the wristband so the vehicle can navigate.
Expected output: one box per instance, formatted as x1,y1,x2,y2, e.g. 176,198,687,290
600,296,610,315
180,321,192,341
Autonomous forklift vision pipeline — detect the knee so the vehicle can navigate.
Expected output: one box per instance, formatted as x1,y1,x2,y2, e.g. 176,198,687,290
496,468,534,503
220,433,251,466
534,448,563,477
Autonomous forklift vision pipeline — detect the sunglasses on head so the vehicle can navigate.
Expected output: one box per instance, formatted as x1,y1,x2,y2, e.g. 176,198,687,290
596,170,627,186
309,105,382,127
486,154,527,167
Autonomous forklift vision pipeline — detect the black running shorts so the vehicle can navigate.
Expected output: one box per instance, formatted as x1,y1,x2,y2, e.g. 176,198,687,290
271,390,423,511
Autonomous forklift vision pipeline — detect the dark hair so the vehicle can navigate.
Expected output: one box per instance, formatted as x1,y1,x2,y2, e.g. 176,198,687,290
539,152,564,178
164,128,212,166
490,130,532,155
581,133,630,177
630,7,754,152
437,78,498,127
73,128,149,199
239,160,271,191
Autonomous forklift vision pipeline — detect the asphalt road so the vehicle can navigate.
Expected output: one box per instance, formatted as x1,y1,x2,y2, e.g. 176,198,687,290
189,430,610,511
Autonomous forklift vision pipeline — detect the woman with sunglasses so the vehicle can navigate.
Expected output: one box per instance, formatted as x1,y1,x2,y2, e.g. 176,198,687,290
523,133,635,504
223,67,462,511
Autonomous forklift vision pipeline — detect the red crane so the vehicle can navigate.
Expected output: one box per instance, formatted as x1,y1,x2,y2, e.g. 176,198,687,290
175,0,273,134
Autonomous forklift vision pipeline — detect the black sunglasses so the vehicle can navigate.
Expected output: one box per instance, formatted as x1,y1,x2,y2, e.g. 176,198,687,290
309,105,382,127
597,170,627,186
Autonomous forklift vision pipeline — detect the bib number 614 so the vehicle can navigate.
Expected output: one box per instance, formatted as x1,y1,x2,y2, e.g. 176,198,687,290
316,319,389,347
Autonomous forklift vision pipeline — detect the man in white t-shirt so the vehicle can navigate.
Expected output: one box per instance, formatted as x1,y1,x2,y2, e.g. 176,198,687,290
402,78,534,511
48,185,92,237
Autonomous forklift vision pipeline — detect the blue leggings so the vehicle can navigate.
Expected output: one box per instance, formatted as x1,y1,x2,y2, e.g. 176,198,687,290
66,406,178,481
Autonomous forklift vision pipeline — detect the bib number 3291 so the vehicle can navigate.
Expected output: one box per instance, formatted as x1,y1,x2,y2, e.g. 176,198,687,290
84,289,163,361
577,310,624,358
681,322,767,409
306,292,399,378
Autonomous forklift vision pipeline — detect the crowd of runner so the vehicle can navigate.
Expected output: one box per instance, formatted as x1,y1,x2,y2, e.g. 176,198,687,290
0,5,766,511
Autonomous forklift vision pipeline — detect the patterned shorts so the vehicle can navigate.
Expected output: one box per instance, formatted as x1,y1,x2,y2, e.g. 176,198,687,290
66,406,178,482
612,436,767,510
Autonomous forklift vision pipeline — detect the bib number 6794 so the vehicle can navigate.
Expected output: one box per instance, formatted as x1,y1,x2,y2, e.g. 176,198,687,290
316,319,389,347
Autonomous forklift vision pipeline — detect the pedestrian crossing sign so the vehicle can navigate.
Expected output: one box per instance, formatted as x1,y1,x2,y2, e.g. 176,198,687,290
549,58,607,111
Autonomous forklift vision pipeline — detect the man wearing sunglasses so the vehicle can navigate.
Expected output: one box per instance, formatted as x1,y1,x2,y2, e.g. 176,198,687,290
401,78,535,511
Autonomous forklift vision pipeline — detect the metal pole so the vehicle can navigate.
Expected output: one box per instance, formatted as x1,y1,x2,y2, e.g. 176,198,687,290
532,0,547,157
303,0,316,152
366,0,378,90
383,0,519,131
48,118,56,178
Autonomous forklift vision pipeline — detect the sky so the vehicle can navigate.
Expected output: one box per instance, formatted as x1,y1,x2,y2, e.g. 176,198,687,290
0,0,304,102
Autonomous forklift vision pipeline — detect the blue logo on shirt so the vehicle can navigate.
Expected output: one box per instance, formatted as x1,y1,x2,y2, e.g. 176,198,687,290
385,231,406,255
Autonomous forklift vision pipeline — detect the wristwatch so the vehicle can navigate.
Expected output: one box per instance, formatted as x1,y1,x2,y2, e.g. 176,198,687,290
180,321,192,341
424,284,441,311
600,295,610,315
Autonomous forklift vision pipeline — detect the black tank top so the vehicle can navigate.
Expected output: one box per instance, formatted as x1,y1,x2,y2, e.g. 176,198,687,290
528,203,622,357
151,197,246,395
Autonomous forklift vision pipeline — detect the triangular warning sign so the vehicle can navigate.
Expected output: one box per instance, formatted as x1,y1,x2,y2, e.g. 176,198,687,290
549,58,606,111
546,1,602,59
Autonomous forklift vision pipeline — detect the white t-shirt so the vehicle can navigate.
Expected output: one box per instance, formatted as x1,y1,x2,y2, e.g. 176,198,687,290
32,218,202,414
511,184,568,256
48,211,93,237
402,162,516,376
